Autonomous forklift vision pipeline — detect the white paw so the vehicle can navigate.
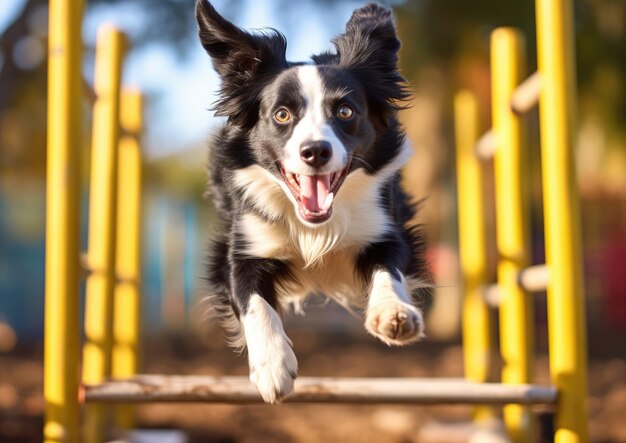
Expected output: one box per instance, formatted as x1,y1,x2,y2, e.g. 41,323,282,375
365,301,424,346
249,337,298,404
242,294,298,404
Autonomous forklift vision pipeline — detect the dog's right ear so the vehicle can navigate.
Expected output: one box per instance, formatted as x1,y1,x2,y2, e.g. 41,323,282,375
195,0,288,126
195,0,287,79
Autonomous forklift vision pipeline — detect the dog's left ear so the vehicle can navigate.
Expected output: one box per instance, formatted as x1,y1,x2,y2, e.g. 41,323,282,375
332,4,410,121
196,0,288,125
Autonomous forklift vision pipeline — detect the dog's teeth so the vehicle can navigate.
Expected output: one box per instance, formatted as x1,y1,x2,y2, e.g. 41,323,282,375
322,192,334,211
303,208,328,217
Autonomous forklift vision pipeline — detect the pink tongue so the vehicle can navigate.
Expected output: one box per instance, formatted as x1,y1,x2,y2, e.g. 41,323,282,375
300,174,330,213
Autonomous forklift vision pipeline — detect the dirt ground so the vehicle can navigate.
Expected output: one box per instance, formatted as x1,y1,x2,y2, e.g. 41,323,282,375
1,328,625,443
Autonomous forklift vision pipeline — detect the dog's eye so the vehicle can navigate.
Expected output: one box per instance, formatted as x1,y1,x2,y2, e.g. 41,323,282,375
273,108,292,124
336,104,354,120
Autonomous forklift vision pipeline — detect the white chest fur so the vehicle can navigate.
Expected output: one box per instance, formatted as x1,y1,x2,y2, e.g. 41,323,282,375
237,171,390,305
235,167,392,307
232,142,413,307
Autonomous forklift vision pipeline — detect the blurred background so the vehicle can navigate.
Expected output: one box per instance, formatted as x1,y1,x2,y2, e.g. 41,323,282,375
1,0,625,442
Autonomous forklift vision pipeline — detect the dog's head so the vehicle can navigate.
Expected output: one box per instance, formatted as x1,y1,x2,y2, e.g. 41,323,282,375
196,1,409,226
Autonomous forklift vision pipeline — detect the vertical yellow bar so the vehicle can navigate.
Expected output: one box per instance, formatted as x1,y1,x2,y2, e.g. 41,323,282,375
491,28,534,443
44,0,84,442
454,91,494,423
82,25,126,443
536,0,589,441
112,89,144,430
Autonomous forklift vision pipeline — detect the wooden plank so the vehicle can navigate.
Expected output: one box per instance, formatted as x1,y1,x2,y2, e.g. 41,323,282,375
82,376,558,405
511,71,542,115
518,264,550,292
108,430,188,443
475,130,497,159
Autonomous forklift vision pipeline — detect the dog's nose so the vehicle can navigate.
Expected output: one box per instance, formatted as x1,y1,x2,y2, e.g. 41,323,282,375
300,141,332,168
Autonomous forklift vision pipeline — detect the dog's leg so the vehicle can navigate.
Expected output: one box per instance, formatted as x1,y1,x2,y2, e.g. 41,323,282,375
241,293,297,403
231,259,297,404
358,240,425,346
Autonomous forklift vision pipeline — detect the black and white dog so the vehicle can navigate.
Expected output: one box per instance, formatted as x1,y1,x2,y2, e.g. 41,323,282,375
196,0,430,404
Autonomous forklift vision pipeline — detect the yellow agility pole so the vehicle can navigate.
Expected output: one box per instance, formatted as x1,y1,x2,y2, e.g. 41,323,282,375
82,25,127,443
491,28,534,443
453,91,495,424
112,89,144,430
536,0,589,441
44,0,84,442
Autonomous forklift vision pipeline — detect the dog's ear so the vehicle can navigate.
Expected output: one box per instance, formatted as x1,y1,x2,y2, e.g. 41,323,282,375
332,4,410,122
195,0,288,125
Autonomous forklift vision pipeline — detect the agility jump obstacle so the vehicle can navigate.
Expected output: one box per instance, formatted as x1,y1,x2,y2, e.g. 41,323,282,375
454,11,588,443
44,0,588,442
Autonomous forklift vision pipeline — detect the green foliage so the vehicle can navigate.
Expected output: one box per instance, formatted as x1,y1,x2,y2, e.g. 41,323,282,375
394,0,536,79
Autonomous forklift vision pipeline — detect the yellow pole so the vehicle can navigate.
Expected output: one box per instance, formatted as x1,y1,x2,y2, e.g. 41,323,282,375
44,0,84,442
453,91,495,424
112,89,144,430
491,28,534,443
82,24,126,443
535,0,589,441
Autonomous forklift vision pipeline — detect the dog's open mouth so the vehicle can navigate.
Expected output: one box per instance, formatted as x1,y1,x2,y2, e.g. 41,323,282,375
279,160,351,224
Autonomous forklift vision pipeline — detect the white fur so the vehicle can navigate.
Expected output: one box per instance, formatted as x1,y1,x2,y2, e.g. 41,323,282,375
236,166,391,263
365,269,425,346
242,294,298,403
233,139,412,235
233,164,293,222
282,66,347,175
232,142,416,316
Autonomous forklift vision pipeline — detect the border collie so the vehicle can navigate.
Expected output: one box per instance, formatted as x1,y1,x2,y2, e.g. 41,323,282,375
196,0,430,404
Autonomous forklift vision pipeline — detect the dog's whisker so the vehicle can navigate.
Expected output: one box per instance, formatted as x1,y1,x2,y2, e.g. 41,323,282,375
352,155,375,173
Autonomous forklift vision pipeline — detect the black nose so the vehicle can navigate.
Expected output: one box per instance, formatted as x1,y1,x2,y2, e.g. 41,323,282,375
300,141,332,168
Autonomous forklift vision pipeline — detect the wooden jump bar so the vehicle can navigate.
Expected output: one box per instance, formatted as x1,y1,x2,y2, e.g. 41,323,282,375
82,376,558,405
510,71,541,115
484,264,551,307
475,130,497,159
519,263,550,292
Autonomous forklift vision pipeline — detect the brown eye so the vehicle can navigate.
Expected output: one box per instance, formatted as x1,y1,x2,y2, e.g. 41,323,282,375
273,108,291,124
337,104,354,120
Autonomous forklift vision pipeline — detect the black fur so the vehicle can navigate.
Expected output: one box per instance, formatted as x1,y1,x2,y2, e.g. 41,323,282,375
196,0,289,128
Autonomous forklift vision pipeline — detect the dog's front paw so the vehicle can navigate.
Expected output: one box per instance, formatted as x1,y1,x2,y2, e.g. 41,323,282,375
365,301,424,346
249,339,298,404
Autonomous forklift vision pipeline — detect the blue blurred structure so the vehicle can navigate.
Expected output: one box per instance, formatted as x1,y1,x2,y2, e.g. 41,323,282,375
0,186,46,340
0,186,203,342
183,201,197,320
